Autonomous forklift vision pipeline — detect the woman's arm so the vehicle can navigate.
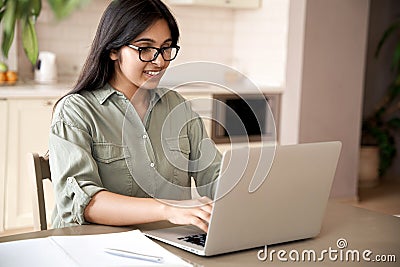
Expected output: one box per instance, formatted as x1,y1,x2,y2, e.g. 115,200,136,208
187,112,222,198
84,191,213,232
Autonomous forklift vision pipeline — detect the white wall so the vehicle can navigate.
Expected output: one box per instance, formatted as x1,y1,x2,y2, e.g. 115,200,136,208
232,0,290,87
18,0,289,89
170,6,234,66
279,0,370,199
298,0,370,199
280,0,306,145
18,0,235,80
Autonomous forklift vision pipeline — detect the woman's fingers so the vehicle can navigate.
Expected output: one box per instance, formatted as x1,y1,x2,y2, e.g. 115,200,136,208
194,207,212,223
187,202,212,232
196,196,213,214
190,216,209,233
200,202,213,214
164,197,215,232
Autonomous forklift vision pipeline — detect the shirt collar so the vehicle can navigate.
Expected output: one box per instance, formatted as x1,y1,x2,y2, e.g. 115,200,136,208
149,87,162,105
92,83,163,105
92,83,117,104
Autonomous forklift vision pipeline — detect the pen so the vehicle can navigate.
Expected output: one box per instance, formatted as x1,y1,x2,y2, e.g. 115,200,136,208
104,248,164,263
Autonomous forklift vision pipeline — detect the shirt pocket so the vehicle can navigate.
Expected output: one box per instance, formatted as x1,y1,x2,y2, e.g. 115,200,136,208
92,143,133,195
92,143,129,163
165,136,191,186
165,135,191,155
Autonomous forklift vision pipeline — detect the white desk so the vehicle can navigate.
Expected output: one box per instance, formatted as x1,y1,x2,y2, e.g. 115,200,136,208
0,201,399,266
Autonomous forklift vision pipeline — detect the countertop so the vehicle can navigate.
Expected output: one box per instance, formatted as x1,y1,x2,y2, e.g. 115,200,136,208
169,83,283,95
0,81,283,99
0,81,72,99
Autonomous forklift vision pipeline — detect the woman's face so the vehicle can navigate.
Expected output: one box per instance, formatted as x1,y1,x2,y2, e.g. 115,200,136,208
110,19,173,96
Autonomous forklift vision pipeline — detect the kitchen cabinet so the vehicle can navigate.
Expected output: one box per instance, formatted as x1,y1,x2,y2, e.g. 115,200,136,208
0,100,7,232
179,91,213,136
167,0,260,9
2,98,56,231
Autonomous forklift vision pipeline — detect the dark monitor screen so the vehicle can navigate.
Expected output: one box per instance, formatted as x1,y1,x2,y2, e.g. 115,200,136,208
224,98,267,137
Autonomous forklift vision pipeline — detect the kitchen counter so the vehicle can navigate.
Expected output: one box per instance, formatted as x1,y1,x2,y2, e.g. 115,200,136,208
0,81,283,99
166,82,283,95
0,81,73,99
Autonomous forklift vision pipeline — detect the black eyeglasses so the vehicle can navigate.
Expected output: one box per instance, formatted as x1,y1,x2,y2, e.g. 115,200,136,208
126,44,180,62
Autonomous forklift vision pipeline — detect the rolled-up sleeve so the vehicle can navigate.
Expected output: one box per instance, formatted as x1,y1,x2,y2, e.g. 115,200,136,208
186,104,222,199
49,96,106,228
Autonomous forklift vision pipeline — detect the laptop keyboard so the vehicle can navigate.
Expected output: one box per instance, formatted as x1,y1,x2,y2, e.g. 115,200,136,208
178,233,207,247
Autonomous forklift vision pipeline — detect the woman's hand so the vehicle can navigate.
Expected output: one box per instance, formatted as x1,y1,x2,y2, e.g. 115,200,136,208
162,196,213,233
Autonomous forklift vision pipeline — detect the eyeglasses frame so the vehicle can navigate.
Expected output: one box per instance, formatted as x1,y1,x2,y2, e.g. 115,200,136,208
126,44,180,62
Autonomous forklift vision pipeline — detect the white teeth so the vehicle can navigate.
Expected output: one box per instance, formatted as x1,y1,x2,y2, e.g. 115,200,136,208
146,71,160,76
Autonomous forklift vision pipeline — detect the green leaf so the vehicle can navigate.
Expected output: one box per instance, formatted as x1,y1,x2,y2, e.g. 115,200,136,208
375,19,400,58
31,0,41,17
0,9,5,22
21,16,38,65
1,0,16,58
0,0,6,10
1,30,14,58
387,118,400,129
374,129,396,177
395,73,400,85
47,0,90,20
15,0,41,19
393,42,400,72
388,83,400,102
2,0,16,35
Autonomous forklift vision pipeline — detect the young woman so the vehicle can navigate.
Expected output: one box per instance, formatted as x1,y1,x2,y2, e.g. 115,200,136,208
49,0,221,233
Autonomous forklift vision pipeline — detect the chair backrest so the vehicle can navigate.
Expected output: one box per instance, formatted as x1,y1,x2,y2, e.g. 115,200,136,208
27,153,51,230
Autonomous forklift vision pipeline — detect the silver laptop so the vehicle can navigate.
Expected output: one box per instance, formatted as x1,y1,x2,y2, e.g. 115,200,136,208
144,141,342,256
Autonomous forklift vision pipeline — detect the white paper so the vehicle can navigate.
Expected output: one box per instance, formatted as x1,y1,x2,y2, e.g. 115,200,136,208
0,230,192,267
0,237,76,267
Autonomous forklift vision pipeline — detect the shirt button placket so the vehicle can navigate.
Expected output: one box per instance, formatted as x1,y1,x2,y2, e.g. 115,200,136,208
143,133,155,169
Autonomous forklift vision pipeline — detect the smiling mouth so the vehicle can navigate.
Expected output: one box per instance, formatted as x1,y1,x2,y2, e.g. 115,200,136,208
144,70,161,77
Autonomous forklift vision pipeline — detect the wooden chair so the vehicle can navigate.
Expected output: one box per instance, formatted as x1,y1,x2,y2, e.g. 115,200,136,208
27,153,51,230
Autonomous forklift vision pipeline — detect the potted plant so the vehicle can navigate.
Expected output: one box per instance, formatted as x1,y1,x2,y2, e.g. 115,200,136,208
360,17,400,187
0,0,90,66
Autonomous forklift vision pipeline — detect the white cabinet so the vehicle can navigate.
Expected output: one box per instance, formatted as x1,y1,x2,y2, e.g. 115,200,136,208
0,100,8,232
167,0,260,9
180,92,213,136
2,98,56,231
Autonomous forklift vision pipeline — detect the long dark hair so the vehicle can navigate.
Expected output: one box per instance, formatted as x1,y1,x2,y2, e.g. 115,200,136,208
70,0,179,95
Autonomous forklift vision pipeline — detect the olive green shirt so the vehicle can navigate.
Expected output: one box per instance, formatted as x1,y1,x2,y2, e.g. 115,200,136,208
49,83,221,228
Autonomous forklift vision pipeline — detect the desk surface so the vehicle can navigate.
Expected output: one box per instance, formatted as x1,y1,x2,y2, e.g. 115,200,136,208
1,201,399,266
